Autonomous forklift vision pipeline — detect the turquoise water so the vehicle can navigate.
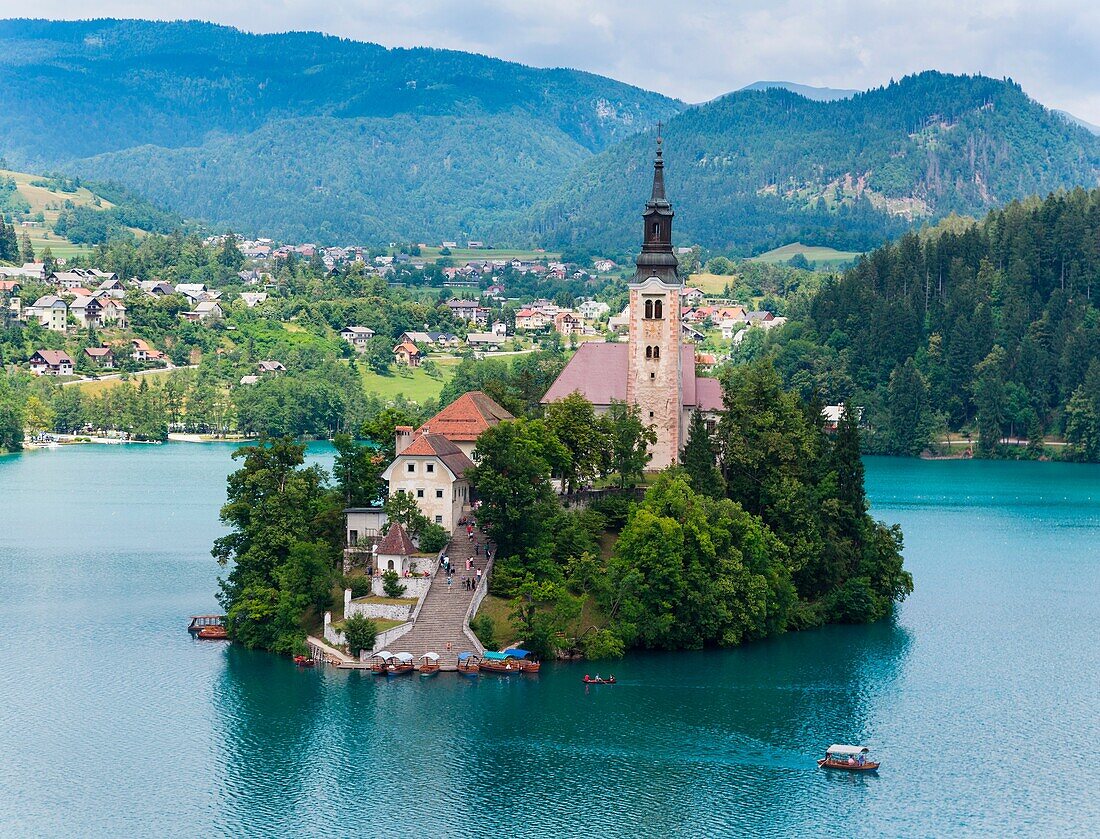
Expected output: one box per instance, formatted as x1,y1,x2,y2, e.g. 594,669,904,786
1,445,1098,837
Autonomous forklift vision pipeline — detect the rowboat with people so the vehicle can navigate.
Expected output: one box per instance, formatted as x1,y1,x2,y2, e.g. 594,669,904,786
293,655,314,667
582,675,616,685
817,744,879,771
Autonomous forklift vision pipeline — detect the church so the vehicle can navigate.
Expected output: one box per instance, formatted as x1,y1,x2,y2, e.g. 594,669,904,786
541,135,723,469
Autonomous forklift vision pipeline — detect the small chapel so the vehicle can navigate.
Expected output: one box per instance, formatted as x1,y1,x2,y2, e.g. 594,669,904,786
541,133,723,469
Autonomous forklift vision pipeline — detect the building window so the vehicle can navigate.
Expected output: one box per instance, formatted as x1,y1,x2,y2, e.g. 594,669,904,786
435,515,443,524
406,463,415,473
416,489,424,498
644,299,653,319
436,489,443,499
652,345,660,359
349,530,359,547
426,463,434,473
653,299,663,319
649,411,655,418
645,345,652,359
650,372,656,379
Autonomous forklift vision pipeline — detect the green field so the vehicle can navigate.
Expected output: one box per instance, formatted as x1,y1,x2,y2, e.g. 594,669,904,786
749,242,862,266
687,272,738,294
2,167,114,260
71,368,179,395
358,356,459,402
413,246,560,263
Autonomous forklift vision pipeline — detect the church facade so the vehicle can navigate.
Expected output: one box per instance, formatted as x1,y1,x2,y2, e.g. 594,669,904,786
541,135,722,470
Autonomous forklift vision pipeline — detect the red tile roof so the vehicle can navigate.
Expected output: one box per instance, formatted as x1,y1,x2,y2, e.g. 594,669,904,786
415,391,513,442
399,433,475,478
32,349,72,366
377,522,416,556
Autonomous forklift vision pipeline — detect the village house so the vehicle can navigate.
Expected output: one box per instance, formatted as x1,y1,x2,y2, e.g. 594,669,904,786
396,390,513,463
95,278,127,298
0,279,22,295
393,340,422,367
446,298,489,324
594,259,617,273
400,330,461,348
239,292,268,307
69,295,103,329
53,272,87,291
182,300,224,322
554,311,583,336
29,349,73,376
515,307,549,331
381,433,473,531
239,375,260,385
130,338,166,364
680,286,705,306
257,360,286,375
578,300,610,321
83,346,115,368
541,137,723,470
466,331,505,351
340,325,376,352
138,280,175,297
25,295,68,331
374,522,418,575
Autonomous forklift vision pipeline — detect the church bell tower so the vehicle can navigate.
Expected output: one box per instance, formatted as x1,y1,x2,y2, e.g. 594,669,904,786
626,127,683,470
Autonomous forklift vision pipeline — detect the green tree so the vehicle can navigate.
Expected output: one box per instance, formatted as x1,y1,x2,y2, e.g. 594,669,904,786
382,569,407,599
606,399,657,488
342,613,377,657
681,408,723,497
973,347,1008,456
544,392,608,493
333,432,382,507
885,358,932,456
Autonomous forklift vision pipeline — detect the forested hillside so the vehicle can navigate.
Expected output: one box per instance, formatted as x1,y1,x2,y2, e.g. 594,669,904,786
0,18,680,243
746,187,1100,460
540,73,1100,254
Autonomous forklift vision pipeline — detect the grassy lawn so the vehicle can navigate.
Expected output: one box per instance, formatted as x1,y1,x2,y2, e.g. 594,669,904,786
350,595,418,606
72,368,178,395
687,272,737,294
750,242,862,266
358,356,459,402
415,246,559,263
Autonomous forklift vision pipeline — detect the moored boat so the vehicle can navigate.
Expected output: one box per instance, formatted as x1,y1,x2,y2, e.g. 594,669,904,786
478,651,523,674
817,744,879,771
385,652,415,676
582,675,616,685
197,625,228,640
293,655,315,667
457,652,480,676
370,651,396,674
418,652,441,676
188,614,225,635
503,648,541,673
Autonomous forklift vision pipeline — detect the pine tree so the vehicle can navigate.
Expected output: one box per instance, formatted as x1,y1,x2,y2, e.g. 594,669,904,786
20,231,34,263
681,408,724,498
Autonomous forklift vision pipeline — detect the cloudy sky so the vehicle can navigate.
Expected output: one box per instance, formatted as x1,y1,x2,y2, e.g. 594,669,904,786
5,0,1100,122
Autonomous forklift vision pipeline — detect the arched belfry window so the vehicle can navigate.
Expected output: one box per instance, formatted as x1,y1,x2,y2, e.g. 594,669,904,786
654,299,663,319
653,345,660,359
644,299,653,319
645,346,653,359
652,223,660,241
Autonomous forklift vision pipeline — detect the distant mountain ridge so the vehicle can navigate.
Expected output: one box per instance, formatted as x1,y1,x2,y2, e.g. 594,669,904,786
0,18,681,242
738,80,859,102
2,21,1098,252
539,72,1100,254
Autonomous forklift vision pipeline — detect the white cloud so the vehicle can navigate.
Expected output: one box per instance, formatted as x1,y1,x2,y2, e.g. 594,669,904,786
5,0,1100,121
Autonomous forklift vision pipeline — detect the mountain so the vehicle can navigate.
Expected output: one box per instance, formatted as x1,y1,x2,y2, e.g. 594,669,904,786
538,72,1100,255
0,18,682,242
738,80,859,102
1054,109,1100,136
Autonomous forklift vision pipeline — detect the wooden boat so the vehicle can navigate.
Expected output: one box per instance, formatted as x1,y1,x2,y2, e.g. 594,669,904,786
582,675,616,685
197,625,228,640
293,655,315,667
817,744,879,771
370,651,396,674
418,652,441,676
457,652,480,676
503,648,541,673
187,615,225,635
478,651,522,674
384,651,415,676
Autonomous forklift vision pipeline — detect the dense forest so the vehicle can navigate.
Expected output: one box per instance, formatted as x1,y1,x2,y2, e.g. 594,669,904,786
540,72,1100,254
744,188,1100,460
0,18,679,244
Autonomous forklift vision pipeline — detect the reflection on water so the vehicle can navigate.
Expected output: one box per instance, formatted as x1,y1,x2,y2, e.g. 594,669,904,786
1,446,1098,836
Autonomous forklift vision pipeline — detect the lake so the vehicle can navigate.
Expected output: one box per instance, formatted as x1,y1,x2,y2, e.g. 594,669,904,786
1,445,1098,837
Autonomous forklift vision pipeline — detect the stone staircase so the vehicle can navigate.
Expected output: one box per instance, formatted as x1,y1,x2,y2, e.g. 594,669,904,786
392,525,491,669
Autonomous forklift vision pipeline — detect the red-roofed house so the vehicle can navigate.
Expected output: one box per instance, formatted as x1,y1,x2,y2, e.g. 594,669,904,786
381,433,474,532
29,349,73,376
396,391,513,460
393,340,422,367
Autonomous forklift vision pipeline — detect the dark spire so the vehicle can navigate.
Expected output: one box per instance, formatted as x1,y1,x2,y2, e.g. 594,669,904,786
634,124,679,284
